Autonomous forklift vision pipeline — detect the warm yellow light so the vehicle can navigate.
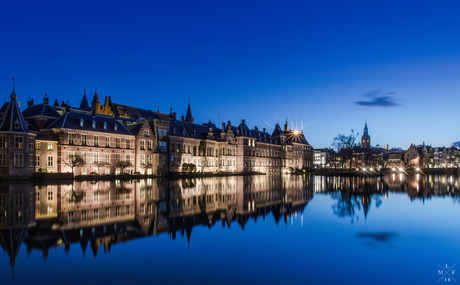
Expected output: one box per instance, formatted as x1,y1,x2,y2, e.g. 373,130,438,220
293,130,299,135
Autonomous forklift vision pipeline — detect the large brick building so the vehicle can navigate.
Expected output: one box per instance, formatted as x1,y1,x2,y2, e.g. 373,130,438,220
0,89,313,178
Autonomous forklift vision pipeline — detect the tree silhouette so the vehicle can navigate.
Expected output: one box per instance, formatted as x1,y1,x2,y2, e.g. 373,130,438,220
60,154,85,175
332,129,359,172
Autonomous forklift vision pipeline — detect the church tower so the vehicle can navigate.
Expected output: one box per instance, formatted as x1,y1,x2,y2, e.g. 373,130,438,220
185,99,194,123
361,121,371,148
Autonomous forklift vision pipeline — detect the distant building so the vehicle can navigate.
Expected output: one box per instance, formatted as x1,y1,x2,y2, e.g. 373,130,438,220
361,121,371,149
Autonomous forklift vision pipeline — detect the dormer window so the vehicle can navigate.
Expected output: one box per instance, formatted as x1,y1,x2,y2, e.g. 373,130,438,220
144,130,148,137
193,130,196,137
103,122,107,130
92,120,96,128
173,127,176,135
14,119,19,129
182,129,186,136
79,118,84,127
114,124,118,131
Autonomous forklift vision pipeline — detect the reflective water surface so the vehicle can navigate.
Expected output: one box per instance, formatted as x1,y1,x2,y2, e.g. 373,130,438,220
1,174,460,285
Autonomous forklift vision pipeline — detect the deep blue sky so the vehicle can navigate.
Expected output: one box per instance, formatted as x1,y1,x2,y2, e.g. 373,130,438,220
1,0,459,149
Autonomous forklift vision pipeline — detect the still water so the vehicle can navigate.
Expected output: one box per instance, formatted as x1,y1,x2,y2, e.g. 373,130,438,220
1,174,460,285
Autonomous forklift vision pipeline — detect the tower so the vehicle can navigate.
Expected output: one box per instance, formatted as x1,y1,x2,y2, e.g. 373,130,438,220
361,121,371,149
185,98,194,123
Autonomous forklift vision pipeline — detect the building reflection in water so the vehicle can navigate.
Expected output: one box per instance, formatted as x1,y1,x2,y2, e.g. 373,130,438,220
1,173,460,270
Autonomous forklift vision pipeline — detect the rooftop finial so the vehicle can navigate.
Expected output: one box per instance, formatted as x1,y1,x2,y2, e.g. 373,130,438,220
188,95,190,104
12,78,15,92
157,100,159,112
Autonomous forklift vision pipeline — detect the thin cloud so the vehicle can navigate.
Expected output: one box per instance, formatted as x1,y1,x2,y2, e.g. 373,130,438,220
355,89,399,107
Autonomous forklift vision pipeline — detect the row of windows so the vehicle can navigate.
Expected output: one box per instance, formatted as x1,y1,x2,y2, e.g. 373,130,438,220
68,206,131,223
0,135,32,149
69,134,131,149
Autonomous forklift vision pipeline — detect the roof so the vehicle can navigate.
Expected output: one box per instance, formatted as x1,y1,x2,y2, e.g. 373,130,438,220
45,111,132,136
91,91,100,105
112,103,170,120
169,120,190,138
0,91,30,132
79,91,90,109
22,104,61,119
185,102,193,122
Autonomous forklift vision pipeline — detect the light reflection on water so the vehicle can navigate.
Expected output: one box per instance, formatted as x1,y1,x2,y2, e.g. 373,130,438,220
1,174,460,285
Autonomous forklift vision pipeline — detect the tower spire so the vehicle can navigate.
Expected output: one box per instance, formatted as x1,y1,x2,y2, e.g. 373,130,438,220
12,78,15,93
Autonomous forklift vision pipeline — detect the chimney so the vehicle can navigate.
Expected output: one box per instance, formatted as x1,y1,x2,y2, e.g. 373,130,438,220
65,105,71,113
181,115,185,121
254,126,258,132
227,121,231,129
43,96,49,105
27,98,34,108
222,122,225,129
263,128,266,133
242,119,245,125
172,112,176,121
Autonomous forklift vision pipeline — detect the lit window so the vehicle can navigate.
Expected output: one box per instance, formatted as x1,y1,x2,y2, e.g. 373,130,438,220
94,209,99,219
105,137,110,147
47,191,53,201
14,136,23,149
148,141,153,150
126,139,130,149
69,133,75,145
92,120,96,128
140,140,145,150
80,119,84,127
116,138,120,148
47,156,53,167
144,130,149,137
94,136,99,146
114,124,118,131
103,122,107,130
82,135,87,146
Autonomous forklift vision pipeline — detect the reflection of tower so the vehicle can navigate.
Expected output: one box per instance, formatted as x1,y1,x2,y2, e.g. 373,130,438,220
361,195,370,219
361,121,371,149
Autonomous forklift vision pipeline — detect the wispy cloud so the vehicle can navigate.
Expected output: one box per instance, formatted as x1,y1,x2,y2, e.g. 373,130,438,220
355,89,399,107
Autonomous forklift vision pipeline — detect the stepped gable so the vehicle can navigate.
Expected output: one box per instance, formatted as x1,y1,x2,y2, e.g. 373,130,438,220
45,111,131,136
0,89,29,132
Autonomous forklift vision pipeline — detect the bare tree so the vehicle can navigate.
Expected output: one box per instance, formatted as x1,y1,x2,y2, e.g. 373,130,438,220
115,160,133,174
95,162,108,174
60,154,85,175
332,129,359,172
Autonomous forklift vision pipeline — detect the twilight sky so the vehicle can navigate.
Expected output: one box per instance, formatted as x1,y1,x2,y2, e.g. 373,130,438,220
1,0,459,149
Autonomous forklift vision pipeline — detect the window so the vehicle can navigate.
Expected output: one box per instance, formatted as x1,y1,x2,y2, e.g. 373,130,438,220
47,190,53,201
79,119,84,127
0,136,6,148
103,122,107,130
94,153,98,164
14,120,19,130
94,192,98,203
82,193,87,204
82,152,87,163
140,154,145,165
14,193,23,206
35,141,41,150
105,153,110,163
92,120,96,128
94,136,99,146
126,139,130,149
94,209,99,219
14,211,23,224
147,203,152,213
116,206,120,217
148,141,153,150
82,135,87,146
82,210,87,221
14,153,23,166
114,124,118,131
47,206,54,214
116,138,120,148
140,204,145,214
144,130,149,137
140,140,145,150
147,155,152,165
158,129,162,136
126,154,130,163
47,156,53,167
14,136,23,149
105,208,110,218
163,129,167,136
0,154,6,167
105,137,110,147
116,154,121,162
68,212,74,223
69,133,75,145
126,205,130,215
35,191,40,203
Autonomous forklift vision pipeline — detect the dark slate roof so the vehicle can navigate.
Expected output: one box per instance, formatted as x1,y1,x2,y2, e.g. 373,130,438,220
35,133,58,141
112,103,170,120
0,102,8,115
53,97,59,106
0,91,29,132
45,111,132,136
22,104,61,119
79,91,90,109
285,130,310,145
91,91,100,104
183,121,211,139
125,123,143,137
169,120,190,138
185,102,193,122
